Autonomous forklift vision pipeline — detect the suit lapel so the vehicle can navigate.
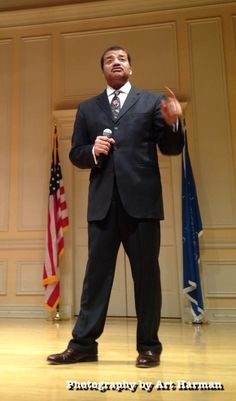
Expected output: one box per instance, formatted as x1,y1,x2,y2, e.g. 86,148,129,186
117,86,140,121
96,86,141,122
96,90,112,119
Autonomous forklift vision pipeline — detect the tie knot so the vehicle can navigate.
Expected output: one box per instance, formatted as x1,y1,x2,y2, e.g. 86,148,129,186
114,90,120,97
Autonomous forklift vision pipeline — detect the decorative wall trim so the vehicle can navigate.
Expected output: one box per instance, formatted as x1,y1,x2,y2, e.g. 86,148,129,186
60,22,179,102
206,309,236,322
0,239,45,250
0,39,12,231
53,109,77,140
188,17,236,227
0,305,48,318
201,237,236,249
18,35,51,231
0,261,8,295
16,261,44,295
0,0,235,29
0,304,73,319
203,260,236,298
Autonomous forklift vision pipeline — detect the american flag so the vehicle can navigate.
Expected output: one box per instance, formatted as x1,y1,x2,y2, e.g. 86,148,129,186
43,126,69,310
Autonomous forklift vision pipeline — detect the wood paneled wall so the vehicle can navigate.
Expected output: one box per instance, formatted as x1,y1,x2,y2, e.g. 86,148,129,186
0,0,236,320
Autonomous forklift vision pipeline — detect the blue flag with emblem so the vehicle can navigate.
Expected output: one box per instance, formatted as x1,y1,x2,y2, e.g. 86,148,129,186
182,128,204,322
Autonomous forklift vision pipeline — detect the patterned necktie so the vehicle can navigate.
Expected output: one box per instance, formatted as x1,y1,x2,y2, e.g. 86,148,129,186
110,90,121,119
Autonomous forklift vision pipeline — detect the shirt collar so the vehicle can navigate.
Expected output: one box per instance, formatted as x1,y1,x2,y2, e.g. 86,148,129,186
106,81,131,96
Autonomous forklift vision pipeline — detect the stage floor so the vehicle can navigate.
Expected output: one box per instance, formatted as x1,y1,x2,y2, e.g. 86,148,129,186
0,317,235,400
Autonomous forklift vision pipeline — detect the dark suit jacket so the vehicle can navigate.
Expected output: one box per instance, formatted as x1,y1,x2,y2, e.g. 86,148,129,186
69,85,184,221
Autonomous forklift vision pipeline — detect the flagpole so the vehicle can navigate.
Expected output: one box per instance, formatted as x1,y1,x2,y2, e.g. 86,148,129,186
53,304,61,321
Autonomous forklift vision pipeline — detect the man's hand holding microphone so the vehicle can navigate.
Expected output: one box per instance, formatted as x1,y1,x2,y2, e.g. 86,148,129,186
94,128,115,168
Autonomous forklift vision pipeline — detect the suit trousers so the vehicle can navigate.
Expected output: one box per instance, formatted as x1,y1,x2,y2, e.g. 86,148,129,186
69,181,163,354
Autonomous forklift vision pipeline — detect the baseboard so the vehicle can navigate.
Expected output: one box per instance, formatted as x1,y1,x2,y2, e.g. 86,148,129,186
182,305,236,323
206,309,236,322
0,304,73,319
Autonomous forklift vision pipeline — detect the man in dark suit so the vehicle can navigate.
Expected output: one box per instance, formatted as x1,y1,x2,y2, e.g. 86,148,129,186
47,45,184,368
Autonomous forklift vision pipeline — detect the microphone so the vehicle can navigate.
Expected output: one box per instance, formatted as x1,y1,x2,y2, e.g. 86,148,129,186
103,128,112,137
97,128,113,168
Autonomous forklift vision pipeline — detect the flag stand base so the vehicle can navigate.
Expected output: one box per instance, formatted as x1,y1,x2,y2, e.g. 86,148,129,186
46,305,62,321
52,304,61,321
53,310,61,321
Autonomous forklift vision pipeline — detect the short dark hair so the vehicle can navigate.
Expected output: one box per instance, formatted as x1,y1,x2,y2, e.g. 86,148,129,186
100,45,131,69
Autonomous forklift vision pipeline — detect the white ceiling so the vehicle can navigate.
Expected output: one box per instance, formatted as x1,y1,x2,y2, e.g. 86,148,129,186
0,0,101,12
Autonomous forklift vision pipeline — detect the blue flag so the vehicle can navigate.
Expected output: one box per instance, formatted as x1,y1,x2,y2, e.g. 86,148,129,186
182,131,204,322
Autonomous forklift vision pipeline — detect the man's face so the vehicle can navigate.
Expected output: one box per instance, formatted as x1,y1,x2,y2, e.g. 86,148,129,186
102,49,132,88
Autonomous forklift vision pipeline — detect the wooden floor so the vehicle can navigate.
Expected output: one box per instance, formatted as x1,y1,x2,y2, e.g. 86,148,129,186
0,317,235,401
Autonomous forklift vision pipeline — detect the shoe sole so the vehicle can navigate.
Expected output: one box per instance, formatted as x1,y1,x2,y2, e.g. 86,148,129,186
48,355,98,365
136,361,160,368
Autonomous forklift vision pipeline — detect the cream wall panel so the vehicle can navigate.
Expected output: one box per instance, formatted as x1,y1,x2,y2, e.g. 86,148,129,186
159,160,175,245
203,260,236,298
0,40,12,231
0,1,235,319
159,161,181,317
188,18,236,228
232,15,236,36
16,261,44,295
60,23,179,101
18,35,52,230
0,261,8,295
159,247,181,317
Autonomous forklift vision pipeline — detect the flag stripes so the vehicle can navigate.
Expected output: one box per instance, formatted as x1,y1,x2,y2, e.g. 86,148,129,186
43,127,69,310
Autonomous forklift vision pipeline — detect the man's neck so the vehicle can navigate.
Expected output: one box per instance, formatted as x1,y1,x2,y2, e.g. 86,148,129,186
108,79,130,90
108,81,131,92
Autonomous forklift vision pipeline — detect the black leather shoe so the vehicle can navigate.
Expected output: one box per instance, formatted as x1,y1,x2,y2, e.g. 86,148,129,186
47,348,98,365
136,350,160,368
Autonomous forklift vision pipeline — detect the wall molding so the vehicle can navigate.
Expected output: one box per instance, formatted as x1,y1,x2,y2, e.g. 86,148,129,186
187,17,236,227
60,22,179,102
201,241,236,249
203,259,236,298
53,109,76,140
0,304,73,319
183,306,236,322
16,260,44,295
206,308,236,322
0,39,12,231
0,0,235,29
0,305,48,318
0,261,8,295
17,34,52,231
0,239,45,250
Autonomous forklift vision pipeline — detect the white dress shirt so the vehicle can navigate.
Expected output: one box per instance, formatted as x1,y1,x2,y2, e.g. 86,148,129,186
106,81,131,107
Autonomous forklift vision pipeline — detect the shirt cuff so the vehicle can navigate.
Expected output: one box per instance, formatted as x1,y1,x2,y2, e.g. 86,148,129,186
92,145,98,165
173,119,179,132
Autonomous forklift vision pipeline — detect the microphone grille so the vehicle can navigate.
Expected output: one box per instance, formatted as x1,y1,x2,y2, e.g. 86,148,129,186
103,128,112,137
